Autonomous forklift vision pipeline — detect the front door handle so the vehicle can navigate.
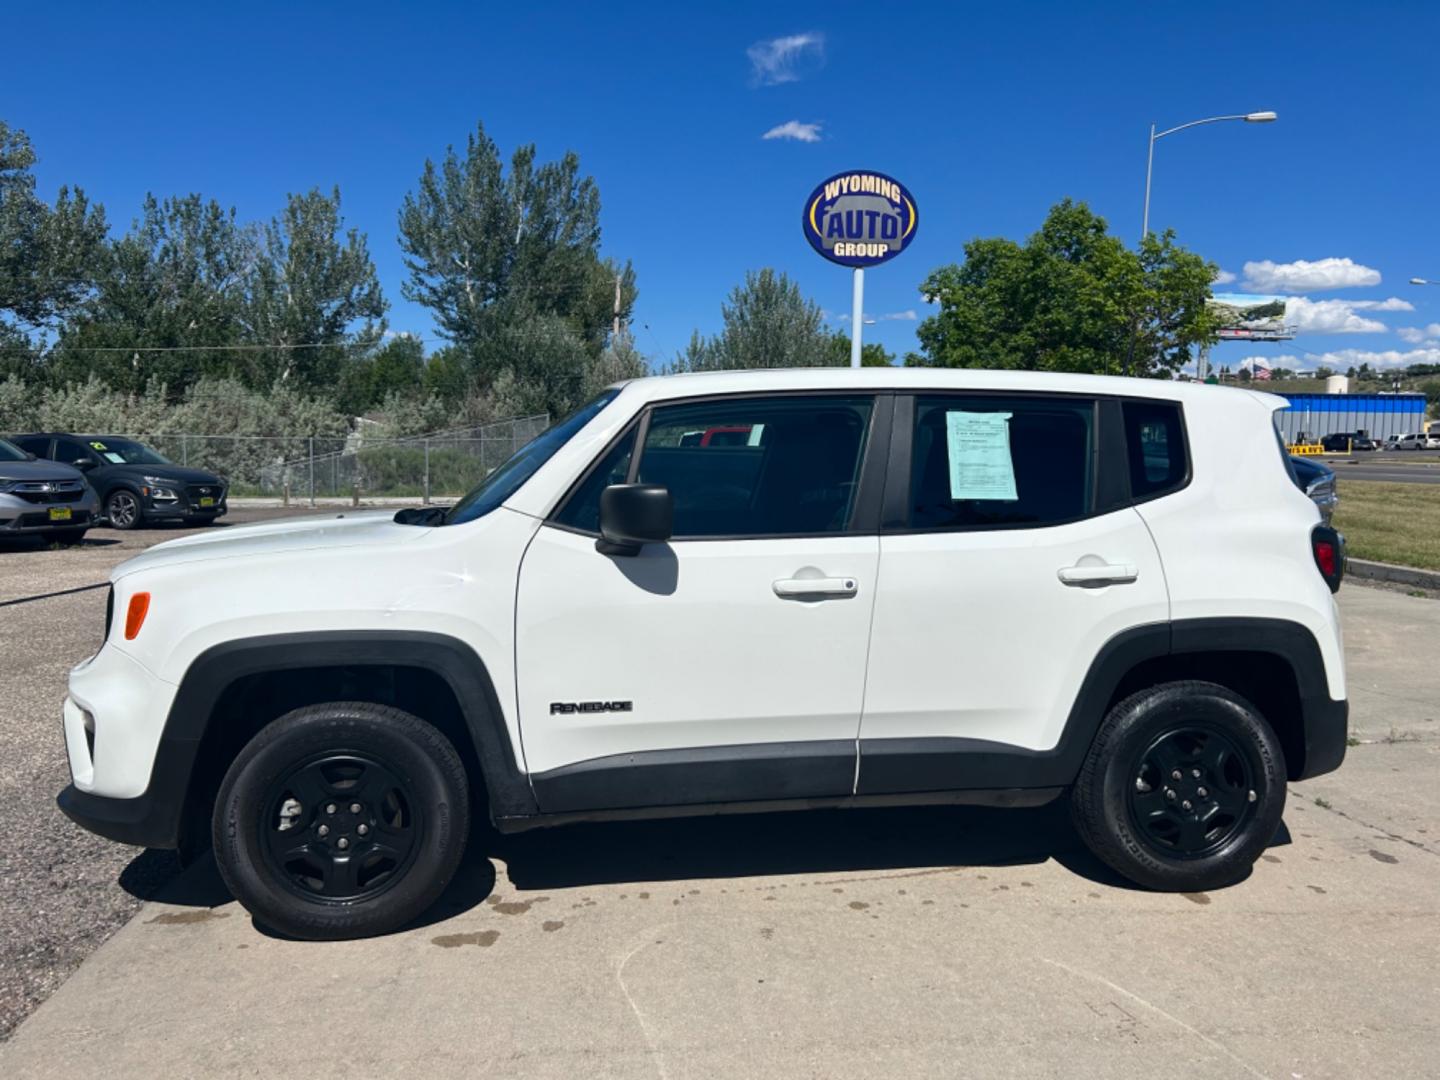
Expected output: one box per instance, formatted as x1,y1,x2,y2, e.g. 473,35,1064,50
773,575,859,599
1057,563,1138,586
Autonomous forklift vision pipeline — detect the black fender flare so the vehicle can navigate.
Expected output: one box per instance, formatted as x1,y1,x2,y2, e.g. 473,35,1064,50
159,631,537,831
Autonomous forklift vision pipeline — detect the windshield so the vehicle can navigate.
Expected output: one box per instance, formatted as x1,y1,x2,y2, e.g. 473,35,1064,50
444,390,621,526
0,438,27,463
85,437,172,466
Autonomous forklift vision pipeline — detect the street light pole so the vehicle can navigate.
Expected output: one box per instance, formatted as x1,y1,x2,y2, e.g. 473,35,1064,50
1141,111,1277,239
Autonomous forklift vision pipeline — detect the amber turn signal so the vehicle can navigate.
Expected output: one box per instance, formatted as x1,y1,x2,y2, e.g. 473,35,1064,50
124,592,150,640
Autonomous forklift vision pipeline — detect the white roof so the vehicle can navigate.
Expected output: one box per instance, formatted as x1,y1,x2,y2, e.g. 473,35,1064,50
615,367,1285,411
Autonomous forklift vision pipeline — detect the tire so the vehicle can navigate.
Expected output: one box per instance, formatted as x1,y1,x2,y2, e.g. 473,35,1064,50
105,488,142,530
40,529,87,546
1070,680,1285,892
213,701,470,940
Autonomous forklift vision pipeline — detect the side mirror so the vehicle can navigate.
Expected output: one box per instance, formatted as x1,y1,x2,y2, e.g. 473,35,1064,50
597,484,673,557
72,458,95,471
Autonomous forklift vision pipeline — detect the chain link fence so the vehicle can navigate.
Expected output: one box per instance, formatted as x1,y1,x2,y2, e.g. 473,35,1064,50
121,414,550,502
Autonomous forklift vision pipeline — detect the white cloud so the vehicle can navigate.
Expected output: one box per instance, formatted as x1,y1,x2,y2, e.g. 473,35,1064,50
1212,269,1237,285
747,32,825,86
1253,348,1440,372
1283,297,1387,335
1350,296,1414,311
1397,324,1440,344
1242,257,1381,293
835,310,918,323
761,120,822,143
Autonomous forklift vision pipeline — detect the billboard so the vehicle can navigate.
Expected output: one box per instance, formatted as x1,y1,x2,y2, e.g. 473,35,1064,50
1208,292,1293,341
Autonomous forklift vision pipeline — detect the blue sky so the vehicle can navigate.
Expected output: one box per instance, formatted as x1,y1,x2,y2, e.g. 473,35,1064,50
6,1,1440,373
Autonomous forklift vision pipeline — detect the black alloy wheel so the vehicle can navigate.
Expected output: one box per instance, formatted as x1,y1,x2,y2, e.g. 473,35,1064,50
106,489,141,530
1127,725,1256,859
260,752,422,903
213,702,470,940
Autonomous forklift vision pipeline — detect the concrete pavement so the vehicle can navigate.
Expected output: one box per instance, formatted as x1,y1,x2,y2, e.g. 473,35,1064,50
2,581,1437,1077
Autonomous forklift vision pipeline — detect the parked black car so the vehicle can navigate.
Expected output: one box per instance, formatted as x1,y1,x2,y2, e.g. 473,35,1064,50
11,433,227,530
1290,455,1337,523
1320,432,1376,452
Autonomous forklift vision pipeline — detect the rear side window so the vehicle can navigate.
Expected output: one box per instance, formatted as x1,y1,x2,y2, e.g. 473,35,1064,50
11,436,50,457
1122,401,1187,499
908,396,1094,529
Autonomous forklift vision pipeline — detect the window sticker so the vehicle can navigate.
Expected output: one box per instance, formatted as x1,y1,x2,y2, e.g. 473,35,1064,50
89,441,107,450
945,411,1018,501
102,452,125,464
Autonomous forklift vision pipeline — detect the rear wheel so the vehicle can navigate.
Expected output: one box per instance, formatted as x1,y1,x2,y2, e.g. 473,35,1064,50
105,489,142,530
1070,681,1285,892
213,702,470,940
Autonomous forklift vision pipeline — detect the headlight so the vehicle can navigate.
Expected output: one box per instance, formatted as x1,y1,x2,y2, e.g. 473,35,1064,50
142,478,179,500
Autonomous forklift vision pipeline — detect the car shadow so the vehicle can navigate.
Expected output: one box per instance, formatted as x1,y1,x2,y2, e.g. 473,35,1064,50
117,805,1298,935
0,535,121,553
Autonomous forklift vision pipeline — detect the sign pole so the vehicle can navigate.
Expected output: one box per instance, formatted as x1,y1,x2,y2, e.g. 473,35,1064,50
850,267,864,369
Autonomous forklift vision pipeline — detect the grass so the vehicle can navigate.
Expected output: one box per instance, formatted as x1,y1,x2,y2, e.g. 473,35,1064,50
1333,480,1440,571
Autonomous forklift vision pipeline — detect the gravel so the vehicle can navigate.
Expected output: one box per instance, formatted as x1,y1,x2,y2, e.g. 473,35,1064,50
0,508,351,1039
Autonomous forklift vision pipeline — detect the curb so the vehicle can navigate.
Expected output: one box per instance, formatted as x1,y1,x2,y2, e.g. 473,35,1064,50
1346,557,1440,591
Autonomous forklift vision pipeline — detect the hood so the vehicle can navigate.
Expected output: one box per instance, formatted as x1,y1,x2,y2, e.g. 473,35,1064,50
111,510,428,578
0,458,87,484
100,463,225,484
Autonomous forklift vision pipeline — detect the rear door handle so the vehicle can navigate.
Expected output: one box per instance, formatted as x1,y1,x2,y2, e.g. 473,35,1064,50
773,576,859,599
1057,563,1138,586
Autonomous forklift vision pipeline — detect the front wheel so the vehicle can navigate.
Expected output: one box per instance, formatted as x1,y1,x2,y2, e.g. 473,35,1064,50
213,702,470,940
105,489,142,530
1070,681,1285,892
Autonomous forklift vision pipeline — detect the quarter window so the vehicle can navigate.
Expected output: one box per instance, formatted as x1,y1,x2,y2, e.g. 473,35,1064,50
907,396,1094,529
1122,401,1187,498
634,395,874,538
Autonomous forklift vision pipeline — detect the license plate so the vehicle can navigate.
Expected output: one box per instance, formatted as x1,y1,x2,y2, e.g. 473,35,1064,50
199,497,215,507
48,507,72,522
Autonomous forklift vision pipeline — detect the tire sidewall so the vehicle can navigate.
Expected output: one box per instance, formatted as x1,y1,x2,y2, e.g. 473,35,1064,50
214,705,468,939
1092,685,1285,890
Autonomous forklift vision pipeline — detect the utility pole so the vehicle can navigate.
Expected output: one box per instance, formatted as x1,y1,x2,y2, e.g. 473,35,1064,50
613,273,623,340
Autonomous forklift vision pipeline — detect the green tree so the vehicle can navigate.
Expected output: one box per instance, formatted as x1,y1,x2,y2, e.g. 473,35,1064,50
337,333,425,416
825,332,894,367
672,269,841,372
241,187,386,391
910,199,1218,377
0,121,107,377
397,123,633,361
50,194,255,393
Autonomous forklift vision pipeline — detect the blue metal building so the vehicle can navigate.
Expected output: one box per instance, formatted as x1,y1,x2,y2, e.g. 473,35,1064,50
1273,393,1427,442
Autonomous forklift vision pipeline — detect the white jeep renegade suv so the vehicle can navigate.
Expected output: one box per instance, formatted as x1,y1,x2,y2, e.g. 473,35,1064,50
58,369,1347,939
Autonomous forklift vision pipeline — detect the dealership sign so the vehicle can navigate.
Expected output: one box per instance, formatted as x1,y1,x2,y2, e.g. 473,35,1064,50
802,170,918,268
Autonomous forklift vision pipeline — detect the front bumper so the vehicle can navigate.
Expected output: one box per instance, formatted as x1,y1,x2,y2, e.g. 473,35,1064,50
57,781,185,849
0,491,100,533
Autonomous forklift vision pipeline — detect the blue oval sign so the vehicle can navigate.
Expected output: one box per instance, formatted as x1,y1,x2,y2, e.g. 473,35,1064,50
802,170,918,268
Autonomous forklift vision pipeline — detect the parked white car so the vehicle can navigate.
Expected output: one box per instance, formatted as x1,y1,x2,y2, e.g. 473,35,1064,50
57,369,1348,939
1385,432,1436,450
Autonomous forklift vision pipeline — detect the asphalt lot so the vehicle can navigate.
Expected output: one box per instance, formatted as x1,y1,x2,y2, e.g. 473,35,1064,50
1,513,1438,1076
1325,450,1440,484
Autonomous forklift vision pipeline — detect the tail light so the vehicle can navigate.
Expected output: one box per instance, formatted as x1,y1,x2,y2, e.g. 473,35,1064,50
1312,526,1345,593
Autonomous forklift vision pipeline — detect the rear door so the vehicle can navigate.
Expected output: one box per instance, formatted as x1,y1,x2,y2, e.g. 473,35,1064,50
856,394,1173,794
514,391,890,812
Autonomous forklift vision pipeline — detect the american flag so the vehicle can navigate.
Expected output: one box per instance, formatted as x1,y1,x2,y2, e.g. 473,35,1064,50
1252,364,1272,381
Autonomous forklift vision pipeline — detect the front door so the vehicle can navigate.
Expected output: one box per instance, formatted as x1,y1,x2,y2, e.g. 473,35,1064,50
515,392,886,812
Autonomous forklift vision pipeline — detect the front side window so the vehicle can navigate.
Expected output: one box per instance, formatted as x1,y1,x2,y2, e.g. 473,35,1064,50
55,438,98,465
908,396,1094,529
446,390,619,526
634,395,874,538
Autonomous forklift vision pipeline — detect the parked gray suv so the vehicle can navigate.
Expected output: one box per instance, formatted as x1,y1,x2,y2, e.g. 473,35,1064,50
0,437,99,545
